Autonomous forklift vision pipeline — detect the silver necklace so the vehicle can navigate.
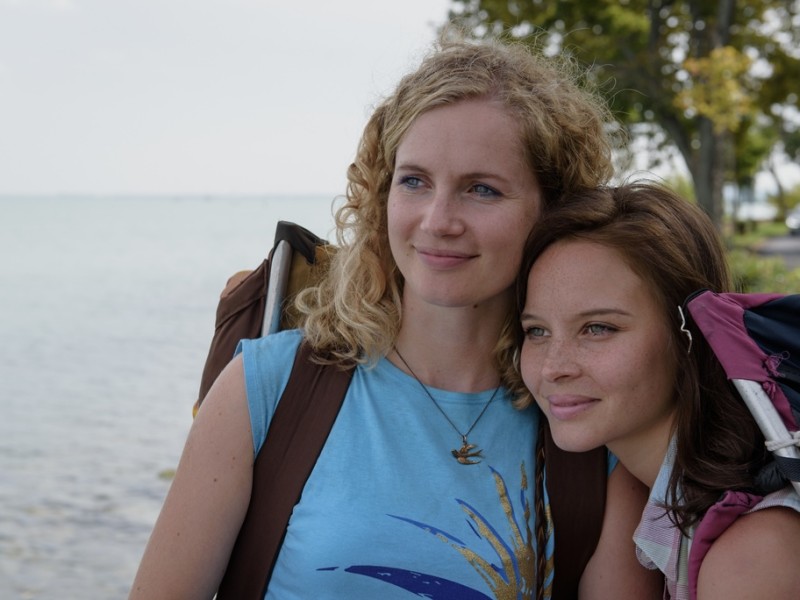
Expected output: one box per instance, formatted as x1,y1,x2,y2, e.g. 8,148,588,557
394,346,502,465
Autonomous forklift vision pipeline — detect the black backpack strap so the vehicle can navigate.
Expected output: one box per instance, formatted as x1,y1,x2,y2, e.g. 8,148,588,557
217,342,355,598
545,420,608,600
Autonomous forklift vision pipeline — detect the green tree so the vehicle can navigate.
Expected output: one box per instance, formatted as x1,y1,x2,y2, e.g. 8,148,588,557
449,0,800,227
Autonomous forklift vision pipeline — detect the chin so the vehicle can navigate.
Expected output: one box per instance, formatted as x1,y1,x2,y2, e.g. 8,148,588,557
548,426,604,454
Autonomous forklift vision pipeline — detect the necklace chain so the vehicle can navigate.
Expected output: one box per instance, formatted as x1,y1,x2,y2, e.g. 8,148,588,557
393,346,501,465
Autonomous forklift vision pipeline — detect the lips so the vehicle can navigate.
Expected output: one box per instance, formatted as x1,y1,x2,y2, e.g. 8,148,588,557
415,246,476,269
546,394,599,421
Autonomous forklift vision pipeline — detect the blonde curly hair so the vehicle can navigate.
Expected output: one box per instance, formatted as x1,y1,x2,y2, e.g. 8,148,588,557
295,34,618,403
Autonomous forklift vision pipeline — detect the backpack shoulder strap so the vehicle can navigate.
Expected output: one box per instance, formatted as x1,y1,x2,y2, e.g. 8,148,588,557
195,259,269,415
687,490,762,600
216,342,355,599
545,421,608,599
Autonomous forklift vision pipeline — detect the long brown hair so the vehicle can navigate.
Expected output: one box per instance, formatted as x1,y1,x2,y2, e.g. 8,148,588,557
516,182,768,531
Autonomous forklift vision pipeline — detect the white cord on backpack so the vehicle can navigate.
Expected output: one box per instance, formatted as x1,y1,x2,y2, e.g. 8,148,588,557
765,430,800,452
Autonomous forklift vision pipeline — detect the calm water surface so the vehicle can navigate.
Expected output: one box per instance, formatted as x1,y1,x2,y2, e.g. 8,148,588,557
0,195,336,598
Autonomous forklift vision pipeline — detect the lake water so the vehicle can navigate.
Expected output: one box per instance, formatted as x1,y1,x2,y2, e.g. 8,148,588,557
0,194,337,598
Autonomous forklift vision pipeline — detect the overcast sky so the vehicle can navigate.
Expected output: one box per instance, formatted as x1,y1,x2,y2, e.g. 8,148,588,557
2,0,797,198
0,0,452,196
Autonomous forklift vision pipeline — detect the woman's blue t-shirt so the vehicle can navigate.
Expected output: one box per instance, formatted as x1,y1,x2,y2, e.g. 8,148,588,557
238,329,596,599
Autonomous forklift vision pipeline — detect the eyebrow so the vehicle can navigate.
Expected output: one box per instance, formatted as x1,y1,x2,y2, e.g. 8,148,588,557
520,308,633,321
394,163,512,184
393,162,427,173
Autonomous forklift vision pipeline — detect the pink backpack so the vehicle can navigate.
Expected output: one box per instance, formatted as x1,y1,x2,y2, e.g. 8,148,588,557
684,290,800,597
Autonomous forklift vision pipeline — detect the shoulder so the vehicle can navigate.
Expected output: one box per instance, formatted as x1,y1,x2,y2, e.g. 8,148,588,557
580,463,663,598
697,506,800,598
194,354,249,434
236,329,305,454
237,329,303,388
237,327,303,357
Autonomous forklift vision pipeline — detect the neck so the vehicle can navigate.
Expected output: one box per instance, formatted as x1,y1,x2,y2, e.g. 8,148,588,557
392,297,508,392
608,418,675,489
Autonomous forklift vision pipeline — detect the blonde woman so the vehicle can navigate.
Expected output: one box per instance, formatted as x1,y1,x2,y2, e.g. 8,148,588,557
131,37,660,599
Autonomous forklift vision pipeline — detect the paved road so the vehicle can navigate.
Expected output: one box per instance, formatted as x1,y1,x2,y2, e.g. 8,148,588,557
757,234,800,271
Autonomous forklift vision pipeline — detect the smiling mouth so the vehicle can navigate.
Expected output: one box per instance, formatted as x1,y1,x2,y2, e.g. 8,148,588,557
547,396,599,420
415,247,476,269
416,245,473,258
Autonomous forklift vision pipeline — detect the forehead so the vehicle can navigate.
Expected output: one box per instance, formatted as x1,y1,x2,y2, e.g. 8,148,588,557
396,99,524,162
526,239,659,313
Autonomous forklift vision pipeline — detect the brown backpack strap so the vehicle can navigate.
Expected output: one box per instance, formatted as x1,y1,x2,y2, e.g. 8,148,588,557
195,222,330,415
217,342,355,599
545,421,608,600
195,259,269,414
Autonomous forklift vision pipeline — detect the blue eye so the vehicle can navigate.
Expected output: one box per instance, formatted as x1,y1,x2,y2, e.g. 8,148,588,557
471,183,500,198
523,326,547,340
586,323,616,336
399,176,423,189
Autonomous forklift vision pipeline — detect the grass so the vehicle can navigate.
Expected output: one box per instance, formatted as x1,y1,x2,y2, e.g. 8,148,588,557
724,219,800,293
726,221,788,248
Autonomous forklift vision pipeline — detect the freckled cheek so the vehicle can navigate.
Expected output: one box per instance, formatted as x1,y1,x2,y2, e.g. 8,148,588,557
616,349,674,404
387,193,414,226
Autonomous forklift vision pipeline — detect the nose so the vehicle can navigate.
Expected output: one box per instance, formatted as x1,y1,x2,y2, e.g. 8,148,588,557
420,188,464,236
538,339,581,383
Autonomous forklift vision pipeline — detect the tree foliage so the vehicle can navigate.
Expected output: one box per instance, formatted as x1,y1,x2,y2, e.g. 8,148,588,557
448,0,800,227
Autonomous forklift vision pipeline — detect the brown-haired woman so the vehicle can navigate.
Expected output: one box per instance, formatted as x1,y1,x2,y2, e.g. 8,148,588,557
519,182,800,599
